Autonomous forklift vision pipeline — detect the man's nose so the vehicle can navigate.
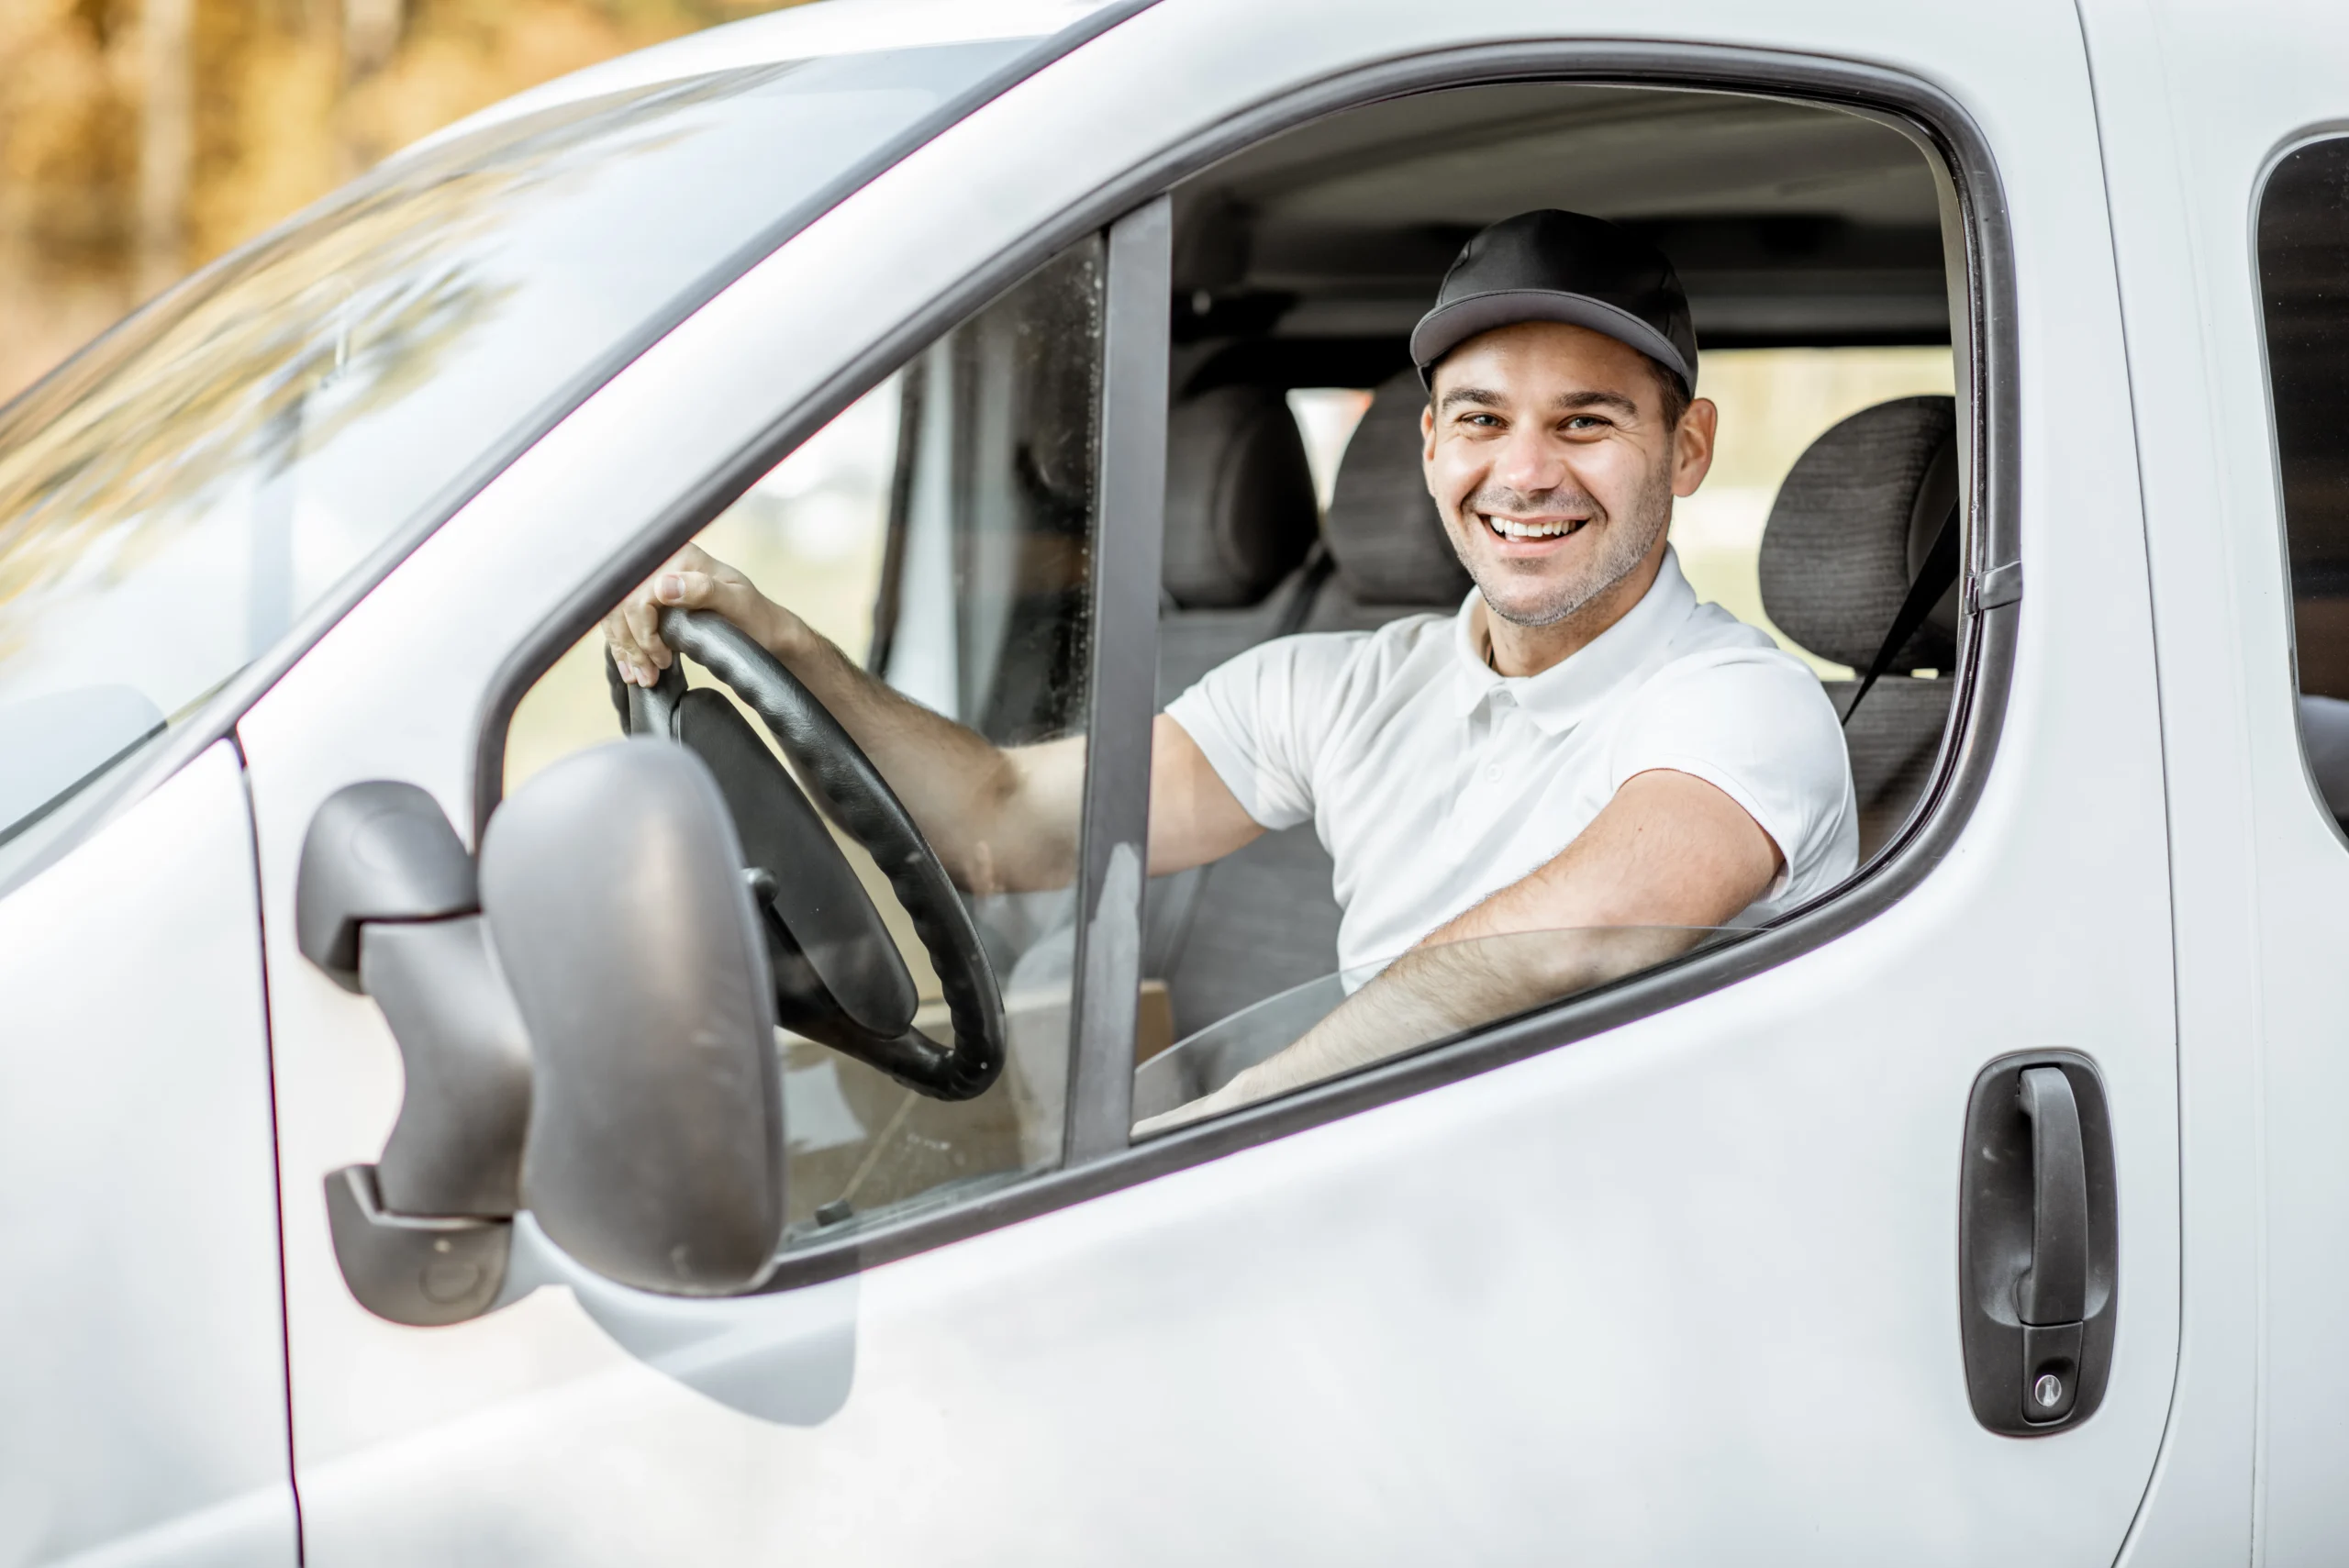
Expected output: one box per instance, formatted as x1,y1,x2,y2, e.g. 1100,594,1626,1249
1488,425,1569,497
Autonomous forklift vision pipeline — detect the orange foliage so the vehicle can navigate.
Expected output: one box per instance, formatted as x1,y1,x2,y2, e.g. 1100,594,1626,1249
0,0,803,402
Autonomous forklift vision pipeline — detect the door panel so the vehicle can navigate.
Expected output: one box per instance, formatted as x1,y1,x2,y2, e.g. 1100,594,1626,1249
0,741,295,1567
2078,2,2349,1561
245,0,2177,1562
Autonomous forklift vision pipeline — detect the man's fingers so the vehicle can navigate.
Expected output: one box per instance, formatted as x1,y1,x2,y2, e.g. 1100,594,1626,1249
621,595,670,673
600,610,647,686
607,556,776,689
654,569,725,611
605,598,669,688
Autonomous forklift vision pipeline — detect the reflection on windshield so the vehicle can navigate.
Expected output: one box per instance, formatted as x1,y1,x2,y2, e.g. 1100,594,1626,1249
0,39,1030,873
1132,925,1739,1134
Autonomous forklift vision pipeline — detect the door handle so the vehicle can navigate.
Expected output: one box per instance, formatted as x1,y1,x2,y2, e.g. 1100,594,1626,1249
1958,1052,2117,1435
2015,1066,2087,1325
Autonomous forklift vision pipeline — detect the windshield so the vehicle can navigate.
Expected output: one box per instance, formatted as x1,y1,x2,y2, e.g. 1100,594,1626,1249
0,38,1035,870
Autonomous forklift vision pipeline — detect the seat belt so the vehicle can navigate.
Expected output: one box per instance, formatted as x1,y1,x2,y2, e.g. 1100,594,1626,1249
1271,543,1336,639
1841,502,1961,728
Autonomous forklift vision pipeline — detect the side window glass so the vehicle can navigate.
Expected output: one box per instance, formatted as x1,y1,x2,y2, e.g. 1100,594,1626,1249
505,239,1102,1246
2258,137,2349,830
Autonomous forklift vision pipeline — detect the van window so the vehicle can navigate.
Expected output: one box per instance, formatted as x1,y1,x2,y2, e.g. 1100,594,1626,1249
1138,81,1963,1118
506,239,1103,1247
507,73,1979,1227
2257,135,2349,829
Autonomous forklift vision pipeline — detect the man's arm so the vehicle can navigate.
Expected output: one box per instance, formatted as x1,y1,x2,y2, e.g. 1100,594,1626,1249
605,546,1261,894
1134,768,1779,1132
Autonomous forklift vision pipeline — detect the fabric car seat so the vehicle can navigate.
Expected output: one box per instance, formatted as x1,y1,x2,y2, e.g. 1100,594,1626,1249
1296,369,1474,634
1757,394,1962,861
1142,384,1326,1037
1148,371,1469,1037
1152,384,1322,698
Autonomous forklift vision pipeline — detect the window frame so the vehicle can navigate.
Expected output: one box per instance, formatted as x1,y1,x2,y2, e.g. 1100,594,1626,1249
470,39,2021,1296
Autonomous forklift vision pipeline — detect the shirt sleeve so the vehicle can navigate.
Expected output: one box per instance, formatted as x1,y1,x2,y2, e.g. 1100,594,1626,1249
1163,632,1362,831
1607,647,1858,895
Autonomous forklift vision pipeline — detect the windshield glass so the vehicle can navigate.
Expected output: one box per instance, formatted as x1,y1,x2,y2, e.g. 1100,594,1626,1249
0,38,1032,866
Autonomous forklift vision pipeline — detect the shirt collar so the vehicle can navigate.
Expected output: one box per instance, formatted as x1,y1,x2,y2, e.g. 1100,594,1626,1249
1448,544,1700,734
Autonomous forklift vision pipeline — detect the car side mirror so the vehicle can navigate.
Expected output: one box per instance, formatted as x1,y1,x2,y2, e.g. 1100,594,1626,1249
484,740,785,1296
299,740,786,1322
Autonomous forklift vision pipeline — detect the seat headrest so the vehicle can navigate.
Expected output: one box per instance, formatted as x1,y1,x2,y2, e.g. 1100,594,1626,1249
1162,384,1319,609
1323,370,1474,606
1757,395,1961,673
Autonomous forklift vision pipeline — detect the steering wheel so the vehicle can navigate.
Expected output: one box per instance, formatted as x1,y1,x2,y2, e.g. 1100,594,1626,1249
604,606,1004,1102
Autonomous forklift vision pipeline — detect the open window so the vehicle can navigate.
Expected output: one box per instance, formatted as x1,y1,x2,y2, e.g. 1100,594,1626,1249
1130,82,1966,1123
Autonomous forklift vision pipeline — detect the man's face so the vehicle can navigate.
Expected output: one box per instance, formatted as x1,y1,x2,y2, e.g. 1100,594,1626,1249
1421,320,1716,630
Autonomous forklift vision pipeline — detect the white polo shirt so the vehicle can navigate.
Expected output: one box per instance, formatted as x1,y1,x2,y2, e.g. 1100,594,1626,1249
1163,546,1858,974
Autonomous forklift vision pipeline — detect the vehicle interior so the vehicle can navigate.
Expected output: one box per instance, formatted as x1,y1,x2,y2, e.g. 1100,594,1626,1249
1133,82,1965,1050
504,76,1967,1240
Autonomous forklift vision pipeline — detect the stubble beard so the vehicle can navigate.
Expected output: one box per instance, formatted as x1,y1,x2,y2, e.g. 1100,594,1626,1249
1453,458,1676,631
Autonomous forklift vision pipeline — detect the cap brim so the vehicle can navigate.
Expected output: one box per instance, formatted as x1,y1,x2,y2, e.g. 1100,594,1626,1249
1411,289,1693,390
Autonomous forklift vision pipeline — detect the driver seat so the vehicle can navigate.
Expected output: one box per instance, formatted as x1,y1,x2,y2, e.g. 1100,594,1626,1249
1147,371,1469,1037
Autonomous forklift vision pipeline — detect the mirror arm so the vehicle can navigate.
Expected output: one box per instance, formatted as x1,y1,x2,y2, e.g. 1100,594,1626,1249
295,781,478,989
298,782,530,1327
363,917,531,1218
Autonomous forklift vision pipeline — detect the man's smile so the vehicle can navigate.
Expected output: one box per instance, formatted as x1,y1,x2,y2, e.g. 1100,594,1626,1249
1479,510,1593,547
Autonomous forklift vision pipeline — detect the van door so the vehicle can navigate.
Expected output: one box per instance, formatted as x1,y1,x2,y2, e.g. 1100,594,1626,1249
2082,5,2349,1560
248,2,2182,1562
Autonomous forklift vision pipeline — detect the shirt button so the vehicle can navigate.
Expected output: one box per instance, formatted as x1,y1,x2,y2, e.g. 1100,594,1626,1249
1486,764,1502,782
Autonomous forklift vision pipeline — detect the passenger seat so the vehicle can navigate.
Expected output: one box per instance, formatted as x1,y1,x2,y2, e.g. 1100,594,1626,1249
1758,394,1962,861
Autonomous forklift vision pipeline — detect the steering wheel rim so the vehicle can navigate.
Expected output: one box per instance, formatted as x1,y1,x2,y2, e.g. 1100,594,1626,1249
606,607,1005,1102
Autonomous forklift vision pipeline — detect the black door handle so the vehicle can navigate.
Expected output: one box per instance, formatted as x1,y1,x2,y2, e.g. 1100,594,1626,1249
2015,1066,2088,1325
1959,1052,2117,1435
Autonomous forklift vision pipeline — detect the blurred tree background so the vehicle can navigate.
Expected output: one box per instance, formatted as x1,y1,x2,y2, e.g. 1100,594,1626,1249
0,0,807,402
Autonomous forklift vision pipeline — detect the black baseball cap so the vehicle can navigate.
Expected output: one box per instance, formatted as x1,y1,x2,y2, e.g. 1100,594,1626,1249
1410,210,1698,393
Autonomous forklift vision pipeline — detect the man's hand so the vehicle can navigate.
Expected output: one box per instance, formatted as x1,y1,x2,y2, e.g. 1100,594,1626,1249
594,544,1264,900
1132,769,1781,1136
605,543,801,686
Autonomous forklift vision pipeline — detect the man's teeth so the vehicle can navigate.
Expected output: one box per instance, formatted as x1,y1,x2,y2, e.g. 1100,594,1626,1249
1485,515,1585,540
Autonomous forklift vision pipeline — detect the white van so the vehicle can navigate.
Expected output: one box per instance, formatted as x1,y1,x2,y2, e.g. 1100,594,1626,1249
5,0,2345,1561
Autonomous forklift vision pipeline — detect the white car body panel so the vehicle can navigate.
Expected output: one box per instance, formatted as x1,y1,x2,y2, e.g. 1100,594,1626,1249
223,0,2190,1562
2079,3,2349,1562
406,0,1119,157
0,741,293,1568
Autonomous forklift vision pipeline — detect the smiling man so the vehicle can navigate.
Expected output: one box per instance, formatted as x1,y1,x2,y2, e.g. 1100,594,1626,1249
606,209,1857,1131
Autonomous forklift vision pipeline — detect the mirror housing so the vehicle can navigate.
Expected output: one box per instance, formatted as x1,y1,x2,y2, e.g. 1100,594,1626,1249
481,740,785,1296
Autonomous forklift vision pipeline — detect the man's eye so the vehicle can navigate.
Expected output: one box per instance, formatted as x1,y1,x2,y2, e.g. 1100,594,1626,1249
1564,415,1607,431
1463,413,1502,428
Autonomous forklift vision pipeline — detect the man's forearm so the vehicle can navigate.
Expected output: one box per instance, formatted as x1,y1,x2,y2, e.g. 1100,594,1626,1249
1210,943,1519,1106
1134,927,1706,1135
611,550,1088,894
